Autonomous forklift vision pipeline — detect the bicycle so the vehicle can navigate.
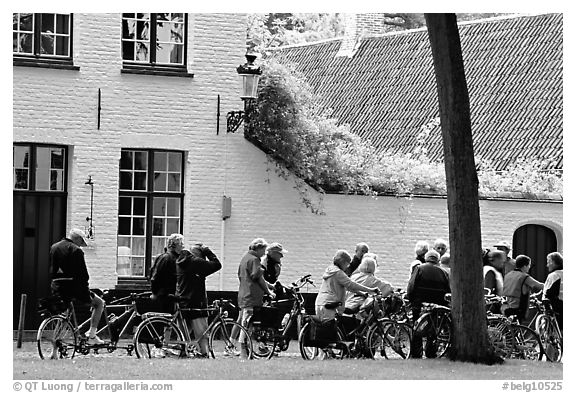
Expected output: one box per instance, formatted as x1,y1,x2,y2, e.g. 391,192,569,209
531,297,562,362
486,295,544,361
36,289,150,359
410,300,452,359
365,290,412,360
248,274,313,359
132,296,253,359
298,290,408,360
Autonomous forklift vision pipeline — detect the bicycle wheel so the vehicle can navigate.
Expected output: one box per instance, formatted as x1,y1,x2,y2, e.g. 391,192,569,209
367,321,411,360
536,315,562,362
298,322,346,360
247,320,275,359
298,322,319,360
509,324,543,361
487,318,513,359
416,309,452,358
133,317,186,359
209,320,253,359
37,316,76,360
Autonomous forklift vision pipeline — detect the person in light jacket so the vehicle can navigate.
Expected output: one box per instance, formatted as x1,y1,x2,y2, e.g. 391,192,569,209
345,254,393,314
315,250,380,321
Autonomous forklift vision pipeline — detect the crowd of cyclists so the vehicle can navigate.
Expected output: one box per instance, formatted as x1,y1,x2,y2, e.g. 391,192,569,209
48,229,563,360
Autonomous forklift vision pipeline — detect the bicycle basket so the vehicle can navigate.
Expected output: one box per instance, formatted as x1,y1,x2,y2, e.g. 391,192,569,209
37,295,68,316
306,317,339,347
253,306,284,328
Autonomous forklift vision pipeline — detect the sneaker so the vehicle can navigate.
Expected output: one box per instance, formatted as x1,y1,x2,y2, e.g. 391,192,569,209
224,345,241,357
85,333,105,345
193,353,209,359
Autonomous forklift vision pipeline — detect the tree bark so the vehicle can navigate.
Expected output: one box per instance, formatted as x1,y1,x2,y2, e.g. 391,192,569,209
424,13,501,364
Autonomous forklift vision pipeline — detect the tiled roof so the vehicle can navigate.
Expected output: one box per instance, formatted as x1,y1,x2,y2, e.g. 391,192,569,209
267,14,563,171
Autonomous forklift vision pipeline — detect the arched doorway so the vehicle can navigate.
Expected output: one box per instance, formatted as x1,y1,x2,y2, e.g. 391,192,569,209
512,224,557,282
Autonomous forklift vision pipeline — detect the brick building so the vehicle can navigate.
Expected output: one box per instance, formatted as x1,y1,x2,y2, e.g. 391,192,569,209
13,13,562,329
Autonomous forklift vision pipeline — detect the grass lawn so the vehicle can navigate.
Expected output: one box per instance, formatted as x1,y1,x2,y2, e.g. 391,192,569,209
13,341,562,380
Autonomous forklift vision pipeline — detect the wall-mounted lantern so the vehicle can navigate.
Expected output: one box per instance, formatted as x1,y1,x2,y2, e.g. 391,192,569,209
226,51,262,133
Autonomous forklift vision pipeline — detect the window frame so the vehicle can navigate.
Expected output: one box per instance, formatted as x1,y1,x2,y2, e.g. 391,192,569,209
121,13,193,78
13,13,79,70
13,143,68,194
117,149,185,279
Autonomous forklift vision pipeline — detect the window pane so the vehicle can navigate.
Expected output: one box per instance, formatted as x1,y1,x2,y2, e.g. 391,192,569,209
133,218,145,235
131,257,145,277
13,146,30,168
167,198,179,216
134,151,147,170
154,172,167,191
120,150,133,169
19,13,34,31
119,197,131,215
136,42,149,62
137,20,149,40
51,148,64,168
40,34,55,55
152,218,164,236
168,152,181,172
35,147,51,190
41,14,55,33
118,217,131,235
151,237,166,258
167,173,180,192
18,33,33,53
154,152,167,171
119,171,132,190
171,13,184,22
55,36,69,56
153,198,166,216
166,218,179,235
14,169,29,190
134,172,147,190
133,197,146,215
132,237,145,255
157,43,183,64
56,14,69,34
50,170,63,191
122,41,134,60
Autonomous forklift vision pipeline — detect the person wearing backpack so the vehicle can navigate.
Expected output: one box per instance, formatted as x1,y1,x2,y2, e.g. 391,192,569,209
149,234,183,313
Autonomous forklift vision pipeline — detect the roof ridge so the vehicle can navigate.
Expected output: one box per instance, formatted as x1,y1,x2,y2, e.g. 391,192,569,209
266,37,342,52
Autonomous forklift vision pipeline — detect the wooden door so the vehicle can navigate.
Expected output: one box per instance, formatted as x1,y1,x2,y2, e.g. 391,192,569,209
512,224,557,283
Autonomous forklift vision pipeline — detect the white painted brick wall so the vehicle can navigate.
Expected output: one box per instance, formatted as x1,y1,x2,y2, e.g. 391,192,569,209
13,13,563,295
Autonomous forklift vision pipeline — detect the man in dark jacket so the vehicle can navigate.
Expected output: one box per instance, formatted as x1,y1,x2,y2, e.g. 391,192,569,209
407,249,451,358
176,242,221,357
149,234,183,313
344,242,369,276
50,228,104,345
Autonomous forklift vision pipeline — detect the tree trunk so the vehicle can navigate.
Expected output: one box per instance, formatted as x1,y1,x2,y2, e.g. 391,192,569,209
424,13,501,364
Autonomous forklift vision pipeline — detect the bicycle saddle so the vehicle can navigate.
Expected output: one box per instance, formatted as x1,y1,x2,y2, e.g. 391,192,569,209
324,301,341,310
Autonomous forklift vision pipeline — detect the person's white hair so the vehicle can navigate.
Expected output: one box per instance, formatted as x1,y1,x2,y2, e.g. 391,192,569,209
166,233,184,250
249,238,268,251
358,257,377,274
414,241,429,256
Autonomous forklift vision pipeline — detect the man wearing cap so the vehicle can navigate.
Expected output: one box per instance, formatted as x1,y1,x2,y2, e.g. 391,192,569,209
262,242,288,299
407,249,451,358
50,228,105,345
494,241,516,276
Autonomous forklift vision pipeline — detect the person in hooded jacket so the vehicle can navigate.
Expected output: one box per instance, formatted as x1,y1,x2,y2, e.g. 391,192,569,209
315,250,380,321
344,253,393,314
176,241,221,357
